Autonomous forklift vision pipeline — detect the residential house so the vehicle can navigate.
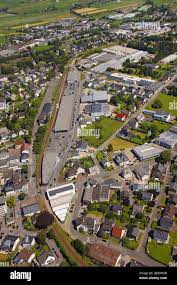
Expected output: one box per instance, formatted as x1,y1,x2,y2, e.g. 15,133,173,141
13,248,35,264
100,158,111,169
65,163,85,181
158,216,174,230
98,219,115,237
0,235,20,253
151,163,167,181
88,243,123,267
152,230,169,243
120,169,133,180
168,194,177,205
134,165,151,181
21,236,35,248
88,165,100,175
22,203,40,217
0,127,9,143
102,178,121,189
128,119,139,129
0,196,8,219
75,141,88,153
172,246,177,261
142,192,153,202
36,250,55,267
132,204,144,217
127,227,139,241
112,226,126,239
99,185,111,202
114,152,130,167
163,205,177,219
75,217,99,234
110,204,122,215
115,114,128,122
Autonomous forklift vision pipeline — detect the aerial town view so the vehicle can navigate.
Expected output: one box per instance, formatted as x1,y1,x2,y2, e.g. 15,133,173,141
0,0,177,281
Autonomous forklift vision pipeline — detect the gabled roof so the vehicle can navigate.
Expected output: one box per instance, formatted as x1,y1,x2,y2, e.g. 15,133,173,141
37,250,55,266
159,216,173,230
153,230,169,241
112,226,124,238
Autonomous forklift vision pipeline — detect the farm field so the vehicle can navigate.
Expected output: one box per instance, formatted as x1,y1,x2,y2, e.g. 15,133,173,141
0,0,172,34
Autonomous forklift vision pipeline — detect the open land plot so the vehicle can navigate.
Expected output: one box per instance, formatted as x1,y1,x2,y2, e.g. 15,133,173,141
82,117,123,148
109,137,137,151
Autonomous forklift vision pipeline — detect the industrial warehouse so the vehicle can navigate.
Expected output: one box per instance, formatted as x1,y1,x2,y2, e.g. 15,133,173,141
132,144,164,161
46,183,75,222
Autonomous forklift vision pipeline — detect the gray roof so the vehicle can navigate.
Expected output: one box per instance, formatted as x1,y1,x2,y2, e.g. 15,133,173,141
153,230,169,241
81,89,108,103
159,216,173,230
47,184,74,198
37,250,54,265
54,95,75,132
22,203,40,216
133,144,163,160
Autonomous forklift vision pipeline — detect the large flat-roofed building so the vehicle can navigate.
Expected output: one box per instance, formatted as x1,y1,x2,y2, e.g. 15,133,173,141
53,95,75,132
46,183,75,222
132,144,163,161
155,127,177,149
81,89,108,103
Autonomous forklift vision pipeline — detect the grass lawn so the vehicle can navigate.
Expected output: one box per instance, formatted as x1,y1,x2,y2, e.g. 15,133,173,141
169,230,177,246
147,240,172,265
82,117,123,148
32,44,54,52
80,157,94,169
147,93,177,117
122,237,138,250
109,137,137,151
96,150,104,162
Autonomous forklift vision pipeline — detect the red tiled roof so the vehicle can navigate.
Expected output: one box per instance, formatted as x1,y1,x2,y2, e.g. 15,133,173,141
115,114,127,118
112,226,124,238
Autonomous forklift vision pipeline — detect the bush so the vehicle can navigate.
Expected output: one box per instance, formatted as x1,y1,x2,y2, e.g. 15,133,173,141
18,192,27,200
71,239,87,256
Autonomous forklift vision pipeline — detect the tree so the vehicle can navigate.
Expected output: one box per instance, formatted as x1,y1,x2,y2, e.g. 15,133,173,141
159,150,171,164
135,213,144,220
151,99,162,109
18,192,26,201
6,195,16,208
71,239,87,256
35,211,54,229
36,230,46,245
107,144,113,152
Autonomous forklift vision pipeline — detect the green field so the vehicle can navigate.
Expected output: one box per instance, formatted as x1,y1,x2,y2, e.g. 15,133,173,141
0,0,173,35
82,117,123,148
147,93,177,117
